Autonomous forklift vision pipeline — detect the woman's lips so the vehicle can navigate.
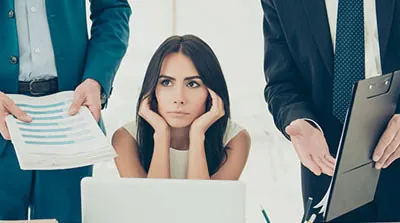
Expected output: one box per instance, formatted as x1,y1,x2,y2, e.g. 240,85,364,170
167,111,190,116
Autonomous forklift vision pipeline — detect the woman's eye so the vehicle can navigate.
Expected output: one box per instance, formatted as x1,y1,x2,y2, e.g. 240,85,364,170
187,81,200,88
160,79,172,86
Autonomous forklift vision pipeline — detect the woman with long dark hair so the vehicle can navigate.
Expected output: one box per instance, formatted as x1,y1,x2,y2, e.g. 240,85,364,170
112,35,250,179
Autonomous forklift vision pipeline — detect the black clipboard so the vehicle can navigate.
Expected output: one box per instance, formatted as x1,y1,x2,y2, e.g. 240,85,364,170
324,70,400,222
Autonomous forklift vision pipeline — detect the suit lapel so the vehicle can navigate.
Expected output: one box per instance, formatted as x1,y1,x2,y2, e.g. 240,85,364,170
303,0,334,76
303,0,396,75
376,0,395,62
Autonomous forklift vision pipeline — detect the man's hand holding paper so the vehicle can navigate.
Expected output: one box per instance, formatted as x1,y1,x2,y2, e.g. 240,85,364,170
4,91,116,170
373,114,400,169
0,92,32,140
68,78,102,122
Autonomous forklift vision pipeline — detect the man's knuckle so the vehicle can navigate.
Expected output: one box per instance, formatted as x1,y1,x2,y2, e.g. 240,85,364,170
4,98,13,107
381,136,391,146
386,144,397,153
380,153,390,162
391,116,400,126
387,116,400,129
75,91,84,99
375,150,383,157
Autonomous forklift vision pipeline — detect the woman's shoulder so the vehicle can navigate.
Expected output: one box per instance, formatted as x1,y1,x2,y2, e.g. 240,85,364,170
111,121,139,154
223,119,247,147
121,120,138,139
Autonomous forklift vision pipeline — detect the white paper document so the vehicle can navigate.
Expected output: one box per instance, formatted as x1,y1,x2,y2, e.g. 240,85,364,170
313,138,344,218
5,91,117,170
313,180,332,216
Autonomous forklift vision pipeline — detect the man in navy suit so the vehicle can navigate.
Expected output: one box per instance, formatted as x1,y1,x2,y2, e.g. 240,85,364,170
261,0,400,221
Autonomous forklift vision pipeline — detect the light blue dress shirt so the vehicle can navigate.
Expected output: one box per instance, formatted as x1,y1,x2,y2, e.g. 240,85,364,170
14,0,58,81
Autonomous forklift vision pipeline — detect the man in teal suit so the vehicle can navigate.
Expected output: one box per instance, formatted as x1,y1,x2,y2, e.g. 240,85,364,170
0,1,131,222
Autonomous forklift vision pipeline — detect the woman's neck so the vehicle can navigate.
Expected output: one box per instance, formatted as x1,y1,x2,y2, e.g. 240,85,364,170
169,126,190,150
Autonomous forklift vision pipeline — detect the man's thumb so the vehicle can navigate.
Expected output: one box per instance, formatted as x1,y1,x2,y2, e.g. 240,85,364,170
285,122,302,136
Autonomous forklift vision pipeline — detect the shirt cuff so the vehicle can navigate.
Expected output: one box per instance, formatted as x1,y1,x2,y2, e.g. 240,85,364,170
302,118,324,135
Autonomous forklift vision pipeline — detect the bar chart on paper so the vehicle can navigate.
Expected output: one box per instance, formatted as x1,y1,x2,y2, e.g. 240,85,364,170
5,91,117,170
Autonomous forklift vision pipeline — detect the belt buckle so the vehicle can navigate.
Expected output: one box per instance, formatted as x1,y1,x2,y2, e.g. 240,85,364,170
29,79,43,96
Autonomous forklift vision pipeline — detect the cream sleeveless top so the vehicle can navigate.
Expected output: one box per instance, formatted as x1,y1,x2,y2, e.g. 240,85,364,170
122,119,243,179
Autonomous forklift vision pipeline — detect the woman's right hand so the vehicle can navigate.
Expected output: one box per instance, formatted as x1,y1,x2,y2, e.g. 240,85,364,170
138,97,170,136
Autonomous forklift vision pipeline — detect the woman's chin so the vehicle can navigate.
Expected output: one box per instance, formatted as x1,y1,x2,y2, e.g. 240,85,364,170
165,118,192,129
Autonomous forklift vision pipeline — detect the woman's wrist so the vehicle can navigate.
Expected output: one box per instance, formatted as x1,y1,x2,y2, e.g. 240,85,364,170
154,124,170,137
189,131,206,147
153,129,170,147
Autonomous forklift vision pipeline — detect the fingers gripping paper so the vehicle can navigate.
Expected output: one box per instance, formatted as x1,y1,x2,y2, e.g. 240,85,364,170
5,91,117,170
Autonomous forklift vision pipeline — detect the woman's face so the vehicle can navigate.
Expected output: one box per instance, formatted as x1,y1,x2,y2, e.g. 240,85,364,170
155,52,209,128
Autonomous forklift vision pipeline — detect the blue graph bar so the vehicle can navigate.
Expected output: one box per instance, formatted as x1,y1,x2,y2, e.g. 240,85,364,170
19,127,73,132
17,117,84,127
22,130,90,139
24,136,95,145
32,116,64,121
19,122,88,133
18,122,58,127
23,109,64,115
17,102,68,109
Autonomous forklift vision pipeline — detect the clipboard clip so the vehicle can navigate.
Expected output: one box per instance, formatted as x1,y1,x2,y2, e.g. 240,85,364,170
366,74,393,98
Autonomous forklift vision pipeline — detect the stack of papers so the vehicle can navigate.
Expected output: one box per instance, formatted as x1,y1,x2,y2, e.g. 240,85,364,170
5,91,117,170
313,181,332,216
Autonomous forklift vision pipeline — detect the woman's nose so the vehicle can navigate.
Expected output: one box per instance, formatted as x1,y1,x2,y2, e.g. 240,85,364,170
173,100,184,105
173,87,185,105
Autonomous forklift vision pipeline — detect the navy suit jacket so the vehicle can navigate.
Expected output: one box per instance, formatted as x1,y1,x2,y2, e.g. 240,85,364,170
262,0,400,220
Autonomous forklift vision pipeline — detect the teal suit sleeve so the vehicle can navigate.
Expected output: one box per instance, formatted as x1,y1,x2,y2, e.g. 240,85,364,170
82,0,132,99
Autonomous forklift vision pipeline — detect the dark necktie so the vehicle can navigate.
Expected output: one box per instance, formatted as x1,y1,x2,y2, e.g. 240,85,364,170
332,0,365,123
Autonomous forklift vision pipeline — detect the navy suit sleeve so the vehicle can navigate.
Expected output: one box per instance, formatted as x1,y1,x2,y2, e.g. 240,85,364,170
261,0,318,140
83,0,132,99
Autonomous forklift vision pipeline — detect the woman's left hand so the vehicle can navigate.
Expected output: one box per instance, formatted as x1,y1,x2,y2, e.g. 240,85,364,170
190,89,225,136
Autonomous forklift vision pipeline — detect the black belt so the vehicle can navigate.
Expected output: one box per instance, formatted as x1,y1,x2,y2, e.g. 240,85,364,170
19,78,59,96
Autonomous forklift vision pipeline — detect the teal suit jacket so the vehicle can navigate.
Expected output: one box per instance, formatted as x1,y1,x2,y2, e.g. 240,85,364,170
0,0,131,154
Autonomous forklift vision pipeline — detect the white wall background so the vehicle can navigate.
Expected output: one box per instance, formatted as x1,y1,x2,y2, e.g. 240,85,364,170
94,1,304,222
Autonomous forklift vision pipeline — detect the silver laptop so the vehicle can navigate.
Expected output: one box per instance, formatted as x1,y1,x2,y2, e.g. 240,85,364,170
81,177,246,223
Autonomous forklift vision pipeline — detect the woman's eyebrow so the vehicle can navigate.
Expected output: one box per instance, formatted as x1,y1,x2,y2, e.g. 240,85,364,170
159,75,201,81
184,76,201,81
159,75,175,80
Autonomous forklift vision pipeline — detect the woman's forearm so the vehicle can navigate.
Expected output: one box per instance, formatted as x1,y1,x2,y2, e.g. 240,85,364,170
187,133,210,179
147,132,171,178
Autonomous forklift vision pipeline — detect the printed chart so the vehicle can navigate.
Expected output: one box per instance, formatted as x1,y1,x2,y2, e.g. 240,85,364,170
5,91,117,170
